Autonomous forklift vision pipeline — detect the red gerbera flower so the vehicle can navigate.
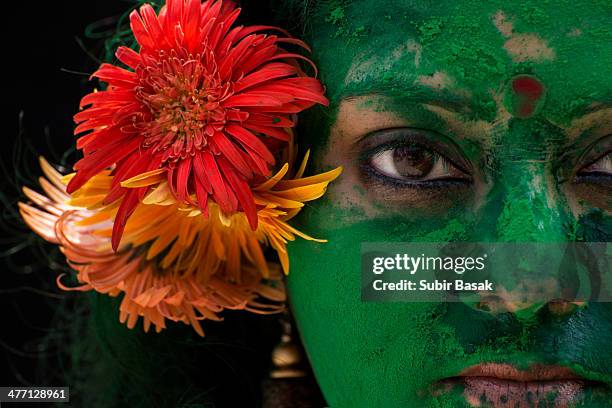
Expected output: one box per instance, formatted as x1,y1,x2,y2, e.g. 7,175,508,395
67,0,328,250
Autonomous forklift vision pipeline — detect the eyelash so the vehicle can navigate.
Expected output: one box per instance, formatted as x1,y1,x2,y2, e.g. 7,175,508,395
360,139,471,189
361,163,471,190
574,151,611,185
574,174,612,186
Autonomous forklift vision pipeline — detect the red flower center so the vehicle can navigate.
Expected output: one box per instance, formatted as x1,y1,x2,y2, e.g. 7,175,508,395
138,51,231,163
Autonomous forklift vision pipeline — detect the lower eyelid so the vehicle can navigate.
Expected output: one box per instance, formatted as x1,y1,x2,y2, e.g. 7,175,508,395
360,164,472,189
573,173,612,185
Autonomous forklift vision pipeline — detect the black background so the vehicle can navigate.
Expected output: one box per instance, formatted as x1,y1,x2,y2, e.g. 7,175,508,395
1,0,132,388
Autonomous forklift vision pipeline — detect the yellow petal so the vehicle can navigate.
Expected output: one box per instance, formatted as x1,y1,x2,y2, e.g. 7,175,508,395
121,168,166,188
256,192,304,209
269,182,331,202
254,163,289,191
275,166,343,190
68,194,107,207
280,220,327,243
143,182,175,205
294,150,310,179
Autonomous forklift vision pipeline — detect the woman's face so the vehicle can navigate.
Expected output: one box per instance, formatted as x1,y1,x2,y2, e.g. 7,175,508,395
288,0,612,406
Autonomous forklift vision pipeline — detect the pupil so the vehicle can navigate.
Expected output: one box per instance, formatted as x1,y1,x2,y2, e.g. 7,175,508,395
392,146,434,177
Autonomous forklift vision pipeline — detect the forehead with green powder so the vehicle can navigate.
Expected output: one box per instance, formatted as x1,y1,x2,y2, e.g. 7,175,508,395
287,1,612,407
304,0,612,127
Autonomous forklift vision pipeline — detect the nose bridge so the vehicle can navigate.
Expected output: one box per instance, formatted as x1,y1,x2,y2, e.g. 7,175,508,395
482,116,574,243
495,159,568,242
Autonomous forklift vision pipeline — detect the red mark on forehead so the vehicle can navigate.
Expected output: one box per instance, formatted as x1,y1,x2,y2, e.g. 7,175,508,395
510,75,545,118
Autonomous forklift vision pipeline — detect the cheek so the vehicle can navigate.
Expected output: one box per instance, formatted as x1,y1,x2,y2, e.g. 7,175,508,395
286,205,474,404
575,208,612,241
287,235,457,405
563,182,611,220
321,159,382,220
295,189,475,242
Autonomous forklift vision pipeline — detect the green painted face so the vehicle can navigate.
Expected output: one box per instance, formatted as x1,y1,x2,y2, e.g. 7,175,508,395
287,0,612,406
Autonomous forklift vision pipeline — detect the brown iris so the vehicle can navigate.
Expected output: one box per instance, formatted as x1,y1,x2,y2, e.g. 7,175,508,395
392,145,435,178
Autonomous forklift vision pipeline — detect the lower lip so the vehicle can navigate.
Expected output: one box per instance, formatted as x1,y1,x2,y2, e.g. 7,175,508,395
439,377,588,407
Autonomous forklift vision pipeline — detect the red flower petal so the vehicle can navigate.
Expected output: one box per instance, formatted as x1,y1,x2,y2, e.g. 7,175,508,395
223,93,286,108
79,89,135,109
129,10,155,49
244,113,293,127
175,157,192,202
115,46,141,69
92,64,138,87
105,153,159,204
112,189,140,251
225,124,275,164
201,150,231,212
194,177,209,217
234,63,298,93
250,79,329,106
218,35,257,81
211,132,253,178
238,37,279,74
218,157,257,230
242,123,290,141
193,152,212,194
68,137,141,193
182,0,201,44
165,0,184,26
139,4,168,48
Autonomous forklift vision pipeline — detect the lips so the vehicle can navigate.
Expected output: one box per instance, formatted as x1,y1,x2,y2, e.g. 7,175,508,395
460,363,583,382
437,363,604,408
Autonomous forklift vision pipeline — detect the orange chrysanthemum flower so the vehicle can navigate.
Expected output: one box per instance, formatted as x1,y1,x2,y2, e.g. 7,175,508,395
20,147,341,335
68,0,328,250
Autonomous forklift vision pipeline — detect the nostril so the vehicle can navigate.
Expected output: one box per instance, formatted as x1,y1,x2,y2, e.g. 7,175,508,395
472,295,518,314
467,295,585,318
545,299,585,317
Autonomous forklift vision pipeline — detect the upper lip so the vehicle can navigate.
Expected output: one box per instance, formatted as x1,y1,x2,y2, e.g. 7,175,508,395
459,363,585,382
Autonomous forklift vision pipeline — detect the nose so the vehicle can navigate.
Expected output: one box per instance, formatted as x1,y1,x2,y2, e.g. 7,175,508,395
468,147,584,316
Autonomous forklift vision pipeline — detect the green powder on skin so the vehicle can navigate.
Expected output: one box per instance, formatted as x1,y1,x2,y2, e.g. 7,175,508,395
496,198,538,240
415,17,447,42
577,209,612,241
415,219,471,242
325,4,345,25
323,1,366,44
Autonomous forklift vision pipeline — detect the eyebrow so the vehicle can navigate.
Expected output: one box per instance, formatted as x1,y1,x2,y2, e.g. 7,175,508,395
562,105,612,143
338,82,480,116
582,102,612,115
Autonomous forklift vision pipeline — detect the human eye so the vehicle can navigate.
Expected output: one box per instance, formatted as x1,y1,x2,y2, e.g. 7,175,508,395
565,134,611,211
360,128,471,187
357,128,473,208
574,136,612,187
576,152,612,184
